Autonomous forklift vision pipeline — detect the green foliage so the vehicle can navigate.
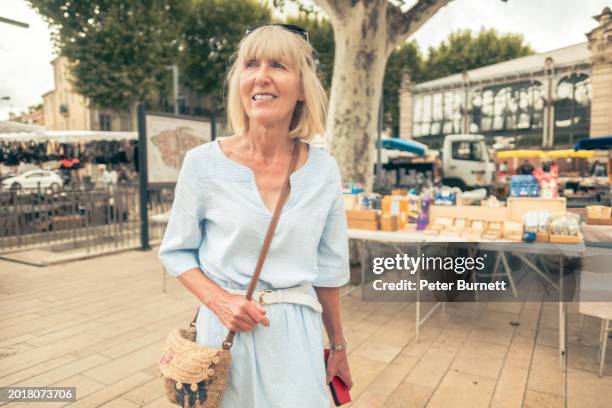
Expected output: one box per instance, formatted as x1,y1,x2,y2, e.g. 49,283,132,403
383,41,423,136
284,14,334,90
423,28,534,81
181,0,271,107
29,0,534,130
28,0,188,112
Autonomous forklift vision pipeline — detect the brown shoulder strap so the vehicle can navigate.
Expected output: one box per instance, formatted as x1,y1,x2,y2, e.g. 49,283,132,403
189,140,301,350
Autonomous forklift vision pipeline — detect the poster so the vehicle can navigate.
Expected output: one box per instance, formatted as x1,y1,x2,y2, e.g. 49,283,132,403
146,114,211,183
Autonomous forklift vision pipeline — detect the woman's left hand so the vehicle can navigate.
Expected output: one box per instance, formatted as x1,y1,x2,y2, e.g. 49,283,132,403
326,349,353,390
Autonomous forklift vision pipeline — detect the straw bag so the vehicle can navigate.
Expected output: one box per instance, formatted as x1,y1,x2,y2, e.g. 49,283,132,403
159,140,300,408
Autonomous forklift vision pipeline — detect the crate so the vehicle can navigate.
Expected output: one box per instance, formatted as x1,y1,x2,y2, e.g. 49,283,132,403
347,219,380,231
549,233,583,244
585,205,612,225
346,210,379,221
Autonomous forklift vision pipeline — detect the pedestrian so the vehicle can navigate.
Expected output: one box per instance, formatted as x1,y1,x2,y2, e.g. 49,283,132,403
158,24,352,407
498,160,508,173
117,165,130,185
97,164,112,188
517,159,535,175
109,166,118,185
591,160,607,177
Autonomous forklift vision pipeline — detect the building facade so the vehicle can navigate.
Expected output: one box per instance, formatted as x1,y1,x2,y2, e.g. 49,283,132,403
400,7,612,149
42,57,132,131
8,105,44,126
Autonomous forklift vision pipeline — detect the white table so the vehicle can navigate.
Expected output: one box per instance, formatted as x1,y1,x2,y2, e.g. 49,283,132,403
348,228,586,367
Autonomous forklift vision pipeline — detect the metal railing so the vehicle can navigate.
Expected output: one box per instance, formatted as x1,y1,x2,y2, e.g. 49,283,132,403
0,184,174,255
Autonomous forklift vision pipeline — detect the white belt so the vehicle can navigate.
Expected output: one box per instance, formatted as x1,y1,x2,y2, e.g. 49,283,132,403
224,283,322,313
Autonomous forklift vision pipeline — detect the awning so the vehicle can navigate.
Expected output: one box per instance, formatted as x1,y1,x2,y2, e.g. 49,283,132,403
0,120,46,135
545,149,594,159
497,149,594,159
574,136,612,151
496,150,547,159
0,129,137,142
378,138,427,157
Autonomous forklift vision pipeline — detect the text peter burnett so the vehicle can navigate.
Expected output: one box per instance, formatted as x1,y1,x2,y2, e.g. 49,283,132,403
372,279,508,291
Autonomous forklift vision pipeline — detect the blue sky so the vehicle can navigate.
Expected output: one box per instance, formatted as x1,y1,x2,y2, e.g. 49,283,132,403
0,0,609,120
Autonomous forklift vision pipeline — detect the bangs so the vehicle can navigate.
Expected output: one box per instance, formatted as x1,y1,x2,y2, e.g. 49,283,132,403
237,26,305,70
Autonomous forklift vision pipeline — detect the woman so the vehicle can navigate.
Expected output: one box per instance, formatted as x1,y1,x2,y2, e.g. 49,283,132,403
158,24,353,407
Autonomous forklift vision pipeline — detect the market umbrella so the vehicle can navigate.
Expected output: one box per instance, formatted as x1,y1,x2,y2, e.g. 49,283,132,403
0,120,46,141
574,136,612,151
574,136,612,188
545,149,594,159
496,149,547,159
377,137,427,157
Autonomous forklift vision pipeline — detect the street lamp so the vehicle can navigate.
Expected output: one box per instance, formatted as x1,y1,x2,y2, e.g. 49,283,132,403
0,16,29,28
165,65,179,115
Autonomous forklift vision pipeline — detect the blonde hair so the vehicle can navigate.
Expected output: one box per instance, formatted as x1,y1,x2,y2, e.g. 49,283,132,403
225,25,327,140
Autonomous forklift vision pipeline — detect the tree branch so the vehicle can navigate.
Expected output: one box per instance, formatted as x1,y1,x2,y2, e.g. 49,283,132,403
387,0,451,45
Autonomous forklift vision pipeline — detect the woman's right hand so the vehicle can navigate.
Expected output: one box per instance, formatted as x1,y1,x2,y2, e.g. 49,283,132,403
210,291,270,332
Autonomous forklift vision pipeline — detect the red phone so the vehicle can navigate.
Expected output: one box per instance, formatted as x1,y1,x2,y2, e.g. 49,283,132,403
323,348,351,406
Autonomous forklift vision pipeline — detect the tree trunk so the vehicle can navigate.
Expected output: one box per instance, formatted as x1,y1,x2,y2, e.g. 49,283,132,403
325,0,391,191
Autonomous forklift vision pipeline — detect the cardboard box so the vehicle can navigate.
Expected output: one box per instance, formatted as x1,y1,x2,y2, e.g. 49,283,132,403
346,210,379,221
482,230,502,240
507,197,566,222
404,223,418,232
343,194,358,210
387,196,410,229
461,220,486,241
488,221,503,231
423,228,440,235
461,230,483,241
431,217,454,228
392,189,407,196
430,205,509,223
381,214,398,231
586,205,612,225
506,233,523,242
503,221,524,241
347,219,380,230
469,220,487,231
449,218,467,232
549,233,583,244
381,196,392,214
536,232,549,242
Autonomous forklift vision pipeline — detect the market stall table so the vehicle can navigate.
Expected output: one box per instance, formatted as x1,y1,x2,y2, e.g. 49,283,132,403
348,228,586,367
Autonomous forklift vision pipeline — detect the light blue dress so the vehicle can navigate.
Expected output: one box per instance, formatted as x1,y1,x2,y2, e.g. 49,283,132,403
158,139,350,408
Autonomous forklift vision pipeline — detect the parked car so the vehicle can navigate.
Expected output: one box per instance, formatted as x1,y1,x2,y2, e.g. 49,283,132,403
0,169,63,192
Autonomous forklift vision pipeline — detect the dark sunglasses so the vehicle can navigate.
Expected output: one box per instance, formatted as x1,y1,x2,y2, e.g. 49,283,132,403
245,24,309,43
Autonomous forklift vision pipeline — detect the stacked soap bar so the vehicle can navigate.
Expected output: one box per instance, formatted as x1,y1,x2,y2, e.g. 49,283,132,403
509,175,540,197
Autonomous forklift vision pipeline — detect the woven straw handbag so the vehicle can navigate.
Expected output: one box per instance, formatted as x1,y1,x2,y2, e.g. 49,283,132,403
159,140,300,408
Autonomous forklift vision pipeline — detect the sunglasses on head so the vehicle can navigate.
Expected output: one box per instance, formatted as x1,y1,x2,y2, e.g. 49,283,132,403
245,24,309,43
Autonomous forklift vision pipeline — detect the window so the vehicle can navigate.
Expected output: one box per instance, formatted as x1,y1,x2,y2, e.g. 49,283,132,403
100,114,111,131
120,116,132,131
451,141,485,162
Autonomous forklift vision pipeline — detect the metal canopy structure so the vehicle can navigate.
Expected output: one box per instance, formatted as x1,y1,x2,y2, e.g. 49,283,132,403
574,136,612,151
0,121,137,142
0,120,45,134
496,149,595,159
378,137,428,157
